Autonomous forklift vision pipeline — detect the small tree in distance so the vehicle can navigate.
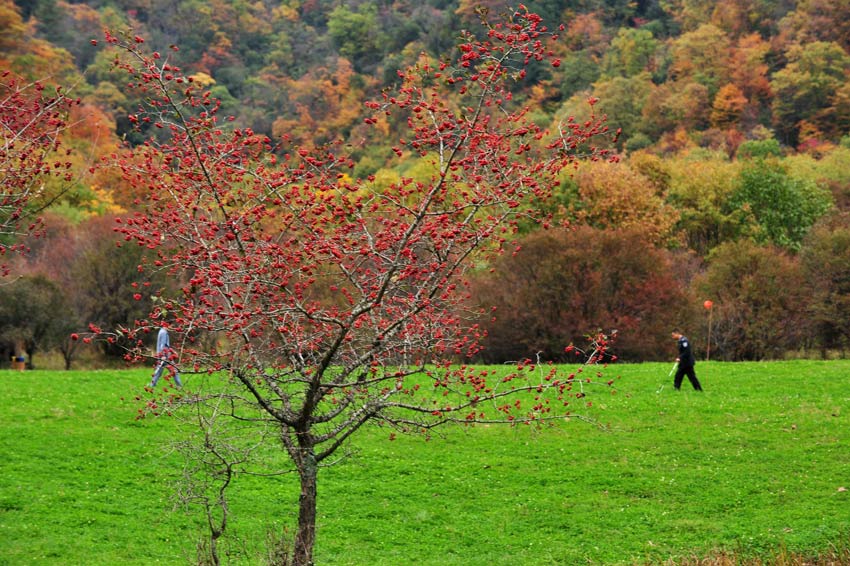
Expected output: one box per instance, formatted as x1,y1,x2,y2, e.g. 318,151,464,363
95,10,616,564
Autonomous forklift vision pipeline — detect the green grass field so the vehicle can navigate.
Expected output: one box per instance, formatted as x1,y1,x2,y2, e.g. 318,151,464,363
1,361,848,565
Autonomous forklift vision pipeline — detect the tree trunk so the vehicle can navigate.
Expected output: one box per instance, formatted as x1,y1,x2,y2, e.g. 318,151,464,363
24,345,34,370
292,451,318,566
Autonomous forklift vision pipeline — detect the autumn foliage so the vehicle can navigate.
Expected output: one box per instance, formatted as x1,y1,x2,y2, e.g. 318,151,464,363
0,71,77,273
472,225,691,363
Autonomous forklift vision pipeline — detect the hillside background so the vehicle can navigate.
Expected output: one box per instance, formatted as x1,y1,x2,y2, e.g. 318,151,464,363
3,0,850,366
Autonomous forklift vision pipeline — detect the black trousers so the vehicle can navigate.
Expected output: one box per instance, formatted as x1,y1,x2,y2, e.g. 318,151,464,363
674,365,703,391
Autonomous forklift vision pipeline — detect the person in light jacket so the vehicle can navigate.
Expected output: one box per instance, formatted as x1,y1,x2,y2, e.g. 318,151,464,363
149,326,182,388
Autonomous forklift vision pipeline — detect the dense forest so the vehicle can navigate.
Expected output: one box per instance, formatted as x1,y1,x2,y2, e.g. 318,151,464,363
3,0,850,366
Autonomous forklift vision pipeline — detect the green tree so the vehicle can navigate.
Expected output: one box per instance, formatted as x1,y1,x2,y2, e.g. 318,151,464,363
558,51,602,98
558,12,608,98
785,146,850,210
729,158,833,250
668,24,732,100
31,0,103,68
770,41,850,145
0,275,75,368
736,138,782,160
327,4,382,72
628,151,672,191
601,27,659,78
562,74,653,147
665,154,742,255
133,0,217,65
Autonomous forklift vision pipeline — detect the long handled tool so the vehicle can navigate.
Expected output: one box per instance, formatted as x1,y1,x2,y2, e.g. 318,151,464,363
657,362,678,394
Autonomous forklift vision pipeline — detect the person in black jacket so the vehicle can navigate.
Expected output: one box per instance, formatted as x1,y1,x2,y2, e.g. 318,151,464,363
671,331,703,391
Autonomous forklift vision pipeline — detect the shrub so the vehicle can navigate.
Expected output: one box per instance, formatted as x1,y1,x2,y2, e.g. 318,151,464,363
696,240,807,360
799,212,850,355
471,226,692,363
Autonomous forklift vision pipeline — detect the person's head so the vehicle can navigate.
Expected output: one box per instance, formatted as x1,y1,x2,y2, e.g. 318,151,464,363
671,331,683,340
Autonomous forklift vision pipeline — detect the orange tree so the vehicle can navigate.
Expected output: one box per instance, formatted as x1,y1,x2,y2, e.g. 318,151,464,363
93,10,614,564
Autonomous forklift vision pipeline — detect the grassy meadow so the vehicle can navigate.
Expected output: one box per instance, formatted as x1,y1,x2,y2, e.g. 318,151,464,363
0,361,848,565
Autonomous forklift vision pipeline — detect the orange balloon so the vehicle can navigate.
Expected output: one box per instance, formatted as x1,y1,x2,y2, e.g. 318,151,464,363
704,300,713,310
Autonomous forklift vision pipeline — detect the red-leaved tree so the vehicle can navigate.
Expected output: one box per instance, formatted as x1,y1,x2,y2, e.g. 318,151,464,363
97,10,615,564
0,71,78,274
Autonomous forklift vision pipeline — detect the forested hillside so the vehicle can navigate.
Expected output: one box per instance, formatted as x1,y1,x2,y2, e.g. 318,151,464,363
3,0,850,365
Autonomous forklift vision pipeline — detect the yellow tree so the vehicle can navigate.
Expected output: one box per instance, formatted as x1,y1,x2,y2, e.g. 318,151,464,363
665,154,742,255
669,23,732,99
0,0,26,53
560,160,680,246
